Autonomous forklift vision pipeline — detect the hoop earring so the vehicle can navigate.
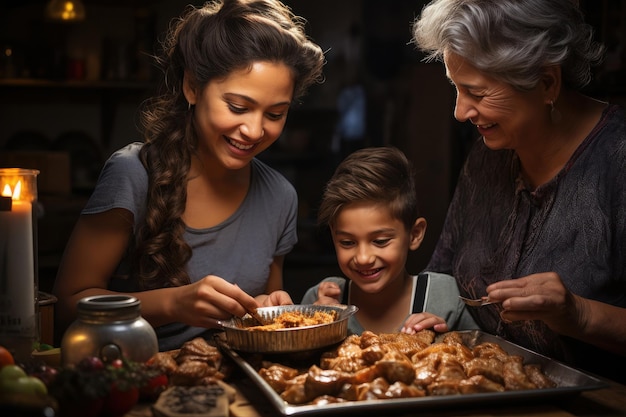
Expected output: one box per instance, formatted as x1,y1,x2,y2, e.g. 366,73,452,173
550,100,562,124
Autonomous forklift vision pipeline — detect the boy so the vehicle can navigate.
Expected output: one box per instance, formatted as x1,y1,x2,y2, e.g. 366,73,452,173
302,147,477,334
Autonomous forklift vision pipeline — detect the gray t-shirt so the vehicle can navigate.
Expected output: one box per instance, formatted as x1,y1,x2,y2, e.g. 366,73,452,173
301,272,477,334
83,142,298,350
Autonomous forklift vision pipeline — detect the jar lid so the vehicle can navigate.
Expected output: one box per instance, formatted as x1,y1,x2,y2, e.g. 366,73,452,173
78,295,140,311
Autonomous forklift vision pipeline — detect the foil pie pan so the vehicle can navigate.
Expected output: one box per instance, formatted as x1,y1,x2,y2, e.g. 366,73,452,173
218,304,358,353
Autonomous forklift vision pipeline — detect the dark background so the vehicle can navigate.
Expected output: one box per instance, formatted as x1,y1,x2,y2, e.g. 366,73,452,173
1,0,624,306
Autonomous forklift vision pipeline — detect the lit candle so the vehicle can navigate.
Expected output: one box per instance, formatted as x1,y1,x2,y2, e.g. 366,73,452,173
0,173,38,358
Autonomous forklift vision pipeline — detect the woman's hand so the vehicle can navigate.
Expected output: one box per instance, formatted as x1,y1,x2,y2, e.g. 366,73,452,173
486,272,584,337
314,281,342,305
401,312,449,334
170,275,260,329
486,272,626,356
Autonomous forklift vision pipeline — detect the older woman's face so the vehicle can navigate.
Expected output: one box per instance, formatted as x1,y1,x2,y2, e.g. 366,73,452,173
443,51,547,151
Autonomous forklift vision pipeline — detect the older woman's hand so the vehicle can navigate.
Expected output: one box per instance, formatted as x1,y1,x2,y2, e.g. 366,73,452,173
486,272,587,337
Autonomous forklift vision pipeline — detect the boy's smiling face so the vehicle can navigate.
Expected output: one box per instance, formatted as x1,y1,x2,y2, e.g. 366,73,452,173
331,201,425,294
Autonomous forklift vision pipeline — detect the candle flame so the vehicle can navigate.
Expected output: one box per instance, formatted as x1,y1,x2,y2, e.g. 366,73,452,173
1,181,22,199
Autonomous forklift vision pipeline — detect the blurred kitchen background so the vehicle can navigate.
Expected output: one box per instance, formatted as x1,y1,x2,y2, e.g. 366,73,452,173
1,0,625,303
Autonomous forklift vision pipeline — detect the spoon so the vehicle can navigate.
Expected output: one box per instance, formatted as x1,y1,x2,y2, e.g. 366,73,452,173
459,295,497,307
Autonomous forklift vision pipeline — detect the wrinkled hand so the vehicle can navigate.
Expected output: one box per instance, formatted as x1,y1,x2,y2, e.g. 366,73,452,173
401,312,449,334
314,281,342,305
171,275,260,329
486,272,586,337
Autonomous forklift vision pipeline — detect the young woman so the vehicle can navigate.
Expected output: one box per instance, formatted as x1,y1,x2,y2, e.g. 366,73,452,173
53,0,325,350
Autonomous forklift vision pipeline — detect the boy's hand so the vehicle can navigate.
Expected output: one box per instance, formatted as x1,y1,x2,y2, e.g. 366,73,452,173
401,312,449,334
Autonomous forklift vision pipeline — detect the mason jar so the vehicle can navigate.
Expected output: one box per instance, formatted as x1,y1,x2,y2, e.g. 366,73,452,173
61,295,158,366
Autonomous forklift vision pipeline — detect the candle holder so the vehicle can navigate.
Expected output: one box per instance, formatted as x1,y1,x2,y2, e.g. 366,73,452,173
0,168,40,361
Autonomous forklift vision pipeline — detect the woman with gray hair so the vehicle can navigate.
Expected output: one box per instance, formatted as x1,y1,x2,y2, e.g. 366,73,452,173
413,0,625,382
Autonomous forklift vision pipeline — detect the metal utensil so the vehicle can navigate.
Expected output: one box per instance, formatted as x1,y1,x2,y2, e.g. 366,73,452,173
246,307,270,326
459,295,497,307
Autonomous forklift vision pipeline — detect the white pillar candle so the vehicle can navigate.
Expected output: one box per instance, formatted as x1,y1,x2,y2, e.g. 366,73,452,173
0,198,36,336
0,171,39,361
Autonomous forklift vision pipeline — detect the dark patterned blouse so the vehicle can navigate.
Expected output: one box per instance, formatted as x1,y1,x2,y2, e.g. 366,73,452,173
427,104,626,383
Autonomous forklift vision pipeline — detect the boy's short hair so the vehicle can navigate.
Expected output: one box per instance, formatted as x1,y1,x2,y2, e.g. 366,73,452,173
318,146,420,230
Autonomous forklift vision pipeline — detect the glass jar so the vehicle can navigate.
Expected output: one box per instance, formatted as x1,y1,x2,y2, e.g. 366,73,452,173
61,295,158,366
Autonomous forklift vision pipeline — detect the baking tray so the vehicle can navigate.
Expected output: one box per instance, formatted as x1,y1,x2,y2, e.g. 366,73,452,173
216,330,606,416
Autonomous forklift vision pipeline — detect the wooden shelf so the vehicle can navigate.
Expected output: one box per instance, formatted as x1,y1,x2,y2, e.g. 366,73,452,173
0,78,154,147
0,78,153,90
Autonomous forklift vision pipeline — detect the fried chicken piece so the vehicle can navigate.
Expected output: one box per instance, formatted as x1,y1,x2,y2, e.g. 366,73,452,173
175,337,222,369
351,364,380,384
464,357,505,384
170,360,213,386
436,354,467,381
321,355,367,373
413,358,438,387
279,374,309,404
360,344,386,365
375,350,415,385
320,335,363,363
458,375,505,393
384,381,426,399
342,377,390,401
524,364,556,389
378,331,435,356
411,343,459,362
440,332,474,362
258,364,300,393
440,331,464,345
503,356,537,390
304,365,352,400
359,331,381,348
426,380,463,396
148,352,178,374
472,342,510,362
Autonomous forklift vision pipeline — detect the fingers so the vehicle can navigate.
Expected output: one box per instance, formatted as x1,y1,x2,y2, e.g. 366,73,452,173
401,313,448,333
196,277,257,319
265,290,293,306
486,272,567,306
318,282,341,298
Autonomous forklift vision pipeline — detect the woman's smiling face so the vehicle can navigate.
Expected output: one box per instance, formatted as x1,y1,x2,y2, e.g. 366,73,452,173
185,61,294,171
444,51,548,151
